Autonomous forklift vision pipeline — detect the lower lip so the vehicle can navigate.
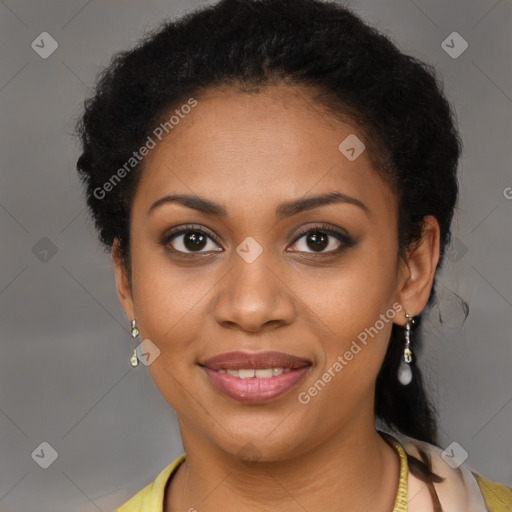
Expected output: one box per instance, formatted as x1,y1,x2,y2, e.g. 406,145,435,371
201,366,311,404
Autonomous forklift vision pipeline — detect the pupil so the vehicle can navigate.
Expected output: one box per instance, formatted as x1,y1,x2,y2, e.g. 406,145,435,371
184,232,207,251
308,232,328,252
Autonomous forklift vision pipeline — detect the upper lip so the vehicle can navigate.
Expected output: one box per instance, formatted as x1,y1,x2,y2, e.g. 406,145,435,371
199,351,312,371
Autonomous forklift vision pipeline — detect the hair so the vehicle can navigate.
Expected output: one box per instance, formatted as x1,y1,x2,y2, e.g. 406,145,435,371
75,0,463,496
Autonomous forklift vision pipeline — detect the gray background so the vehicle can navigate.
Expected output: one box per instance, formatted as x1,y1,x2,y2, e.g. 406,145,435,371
0,0,511,510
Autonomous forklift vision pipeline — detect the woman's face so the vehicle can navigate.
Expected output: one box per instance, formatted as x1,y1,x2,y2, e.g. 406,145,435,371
114,85,420,461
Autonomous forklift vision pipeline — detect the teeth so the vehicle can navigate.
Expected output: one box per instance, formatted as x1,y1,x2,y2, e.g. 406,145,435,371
255,368,273,378
218,367,291,378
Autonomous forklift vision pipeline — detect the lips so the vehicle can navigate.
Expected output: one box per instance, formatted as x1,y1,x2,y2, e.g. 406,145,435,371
198,351,312,404
199,351,311,371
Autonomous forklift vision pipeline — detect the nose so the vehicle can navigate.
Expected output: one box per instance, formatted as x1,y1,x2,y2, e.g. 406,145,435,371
212,250,296,333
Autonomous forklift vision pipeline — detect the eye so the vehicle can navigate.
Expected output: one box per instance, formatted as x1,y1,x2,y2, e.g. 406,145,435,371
161,224,222,254
287,224,354,254
161,223,355,256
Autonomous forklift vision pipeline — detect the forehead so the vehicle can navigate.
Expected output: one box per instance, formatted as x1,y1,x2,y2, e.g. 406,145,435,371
132,85,395,221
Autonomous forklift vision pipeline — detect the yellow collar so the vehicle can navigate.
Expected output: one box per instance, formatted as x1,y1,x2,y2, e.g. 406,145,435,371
387,437,408,512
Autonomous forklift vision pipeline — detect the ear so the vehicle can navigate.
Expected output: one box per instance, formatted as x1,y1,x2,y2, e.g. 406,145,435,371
112,238,135,322
395,215,440,326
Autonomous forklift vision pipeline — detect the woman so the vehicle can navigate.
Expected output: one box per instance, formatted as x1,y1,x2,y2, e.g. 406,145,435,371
74,0,512,510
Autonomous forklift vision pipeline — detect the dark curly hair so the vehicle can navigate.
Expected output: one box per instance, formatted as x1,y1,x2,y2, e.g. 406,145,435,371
75,0,462,495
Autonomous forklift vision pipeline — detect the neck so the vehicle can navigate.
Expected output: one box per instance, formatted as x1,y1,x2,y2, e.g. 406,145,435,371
166,418,400,512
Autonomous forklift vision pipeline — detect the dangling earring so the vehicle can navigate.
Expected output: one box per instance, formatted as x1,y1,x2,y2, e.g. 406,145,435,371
130,319,140,367
397,313,414,385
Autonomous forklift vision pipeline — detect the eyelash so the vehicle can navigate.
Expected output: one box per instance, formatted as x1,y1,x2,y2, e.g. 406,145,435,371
160,223,355,258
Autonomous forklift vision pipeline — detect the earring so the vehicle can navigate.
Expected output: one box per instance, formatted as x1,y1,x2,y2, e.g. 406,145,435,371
130,319,139,367
397,313,414,385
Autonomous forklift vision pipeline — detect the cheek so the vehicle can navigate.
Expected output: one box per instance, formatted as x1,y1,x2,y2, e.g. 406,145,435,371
299,238,398,389
128,246,212,400
297,237,398,336
131,241,216,332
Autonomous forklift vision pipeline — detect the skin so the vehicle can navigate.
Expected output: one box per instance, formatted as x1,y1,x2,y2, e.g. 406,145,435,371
112,84,440,511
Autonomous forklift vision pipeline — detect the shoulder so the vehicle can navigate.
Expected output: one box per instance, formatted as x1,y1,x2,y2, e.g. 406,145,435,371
392,433,512,512
115,454,186,512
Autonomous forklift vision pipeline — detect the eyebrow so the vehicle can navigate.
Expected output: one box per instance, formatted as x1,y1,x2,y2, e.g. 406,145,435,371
148,191,370,219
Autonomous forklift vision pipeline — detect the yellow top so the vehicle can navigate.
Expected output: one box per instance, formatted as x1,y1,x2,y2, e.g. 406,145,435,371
115,439,512,512
116,453,185,512
474,473,512,512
